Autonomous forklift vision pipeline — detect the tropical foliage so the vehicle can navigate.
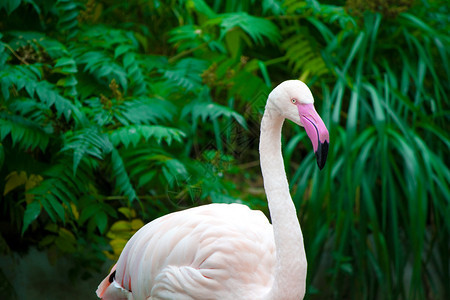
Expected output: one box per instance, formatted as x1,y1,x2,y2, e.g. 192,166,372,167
0,0,448,299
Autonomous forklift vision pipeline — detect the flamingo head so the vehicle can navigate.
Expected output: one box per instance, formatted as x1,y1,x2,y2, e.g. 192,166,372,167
268,80,329,169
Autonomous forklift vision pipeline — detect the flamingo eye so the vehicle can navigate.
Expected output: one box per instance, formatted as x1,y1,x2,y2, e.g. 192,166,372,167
291,98,297,104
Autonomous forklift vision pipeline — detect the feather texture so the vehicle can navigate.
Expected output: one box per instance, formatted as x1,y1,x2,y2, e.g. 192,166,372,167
97,204,275,300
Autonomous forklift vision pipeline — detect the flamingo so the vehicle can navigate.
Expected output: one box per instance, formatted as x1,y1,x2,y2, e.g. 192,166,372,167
96,80,329,300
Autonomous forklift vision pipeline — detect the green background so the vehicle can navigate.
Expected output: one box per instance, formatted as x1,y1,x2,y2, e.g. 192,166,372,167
0,0,448,299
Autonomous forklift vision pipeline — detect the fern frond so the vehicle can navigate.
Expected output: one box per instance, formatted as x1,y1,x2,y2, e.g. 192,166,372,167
109,125,186,148
111,148,138,202
120,146,162,189
27,178,67,224
75,50,128,91
3,31,79,97
0,38,11,66
123,147,189,190
169,25,204,52
82,96,175,127
71,25,148,94
62,127,113,174
281,27,329,78
182,100,247,129
115,97,175,126
34,81,79,119
163,58,208,92
229,70,270,104
21,200,41,235
262,0,284,16
77,25,138,49
22,155,96,234
0,111,51,151
216,12,281,45
283,0,356,29
55,0,82,37
80,96,113,126
0,65,81,121
162,158,189,188
42,156,96,207
6,31,75,62
123,53,147,96
7,96,49,122
54,56,78,96
140,55,169,73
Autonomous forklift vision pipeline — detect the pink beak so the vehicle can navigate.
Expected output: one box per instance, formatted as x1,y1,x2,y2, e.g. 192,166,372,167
297,103,329,169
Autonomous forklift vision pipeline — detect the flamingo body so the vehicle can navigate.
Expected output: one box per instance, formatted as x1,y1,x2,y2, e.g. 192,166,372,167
97,204,275,300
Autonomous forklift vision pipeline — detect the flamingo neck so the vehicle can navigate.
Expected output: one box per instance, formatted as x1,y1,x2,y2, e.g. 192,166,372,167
259,108,307,300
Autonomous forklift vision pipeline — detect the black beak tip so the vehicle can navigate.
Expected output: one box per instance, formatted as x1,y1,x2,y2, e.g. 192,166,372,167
315,140,329,170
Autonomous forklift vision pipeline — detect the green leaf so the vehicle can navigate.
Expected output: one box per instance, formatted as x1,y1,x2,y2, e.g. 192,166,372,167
54,57,76,68
190,0,216,18
1,0,21,15
363,83,385,123
400,13,437,35
21,201,41,235
55,228,77,253
262,0,284,15
40,197,57,222
115,45,133,58
0,144,4,168
79,203,101,225
162,158,188,187
95,211,108,234
257,60,271,87
111,148,138,202
168,25,203,52
47,194,66,223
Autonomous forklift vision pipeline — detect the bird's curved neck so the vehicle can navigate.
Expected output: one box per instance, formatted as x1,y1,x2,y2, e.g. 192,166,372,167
259,107,307,300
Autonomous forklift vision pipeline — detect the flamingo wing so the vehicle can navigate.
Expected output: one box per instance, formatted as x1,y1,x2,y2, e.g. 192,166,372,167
97,203,276,300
